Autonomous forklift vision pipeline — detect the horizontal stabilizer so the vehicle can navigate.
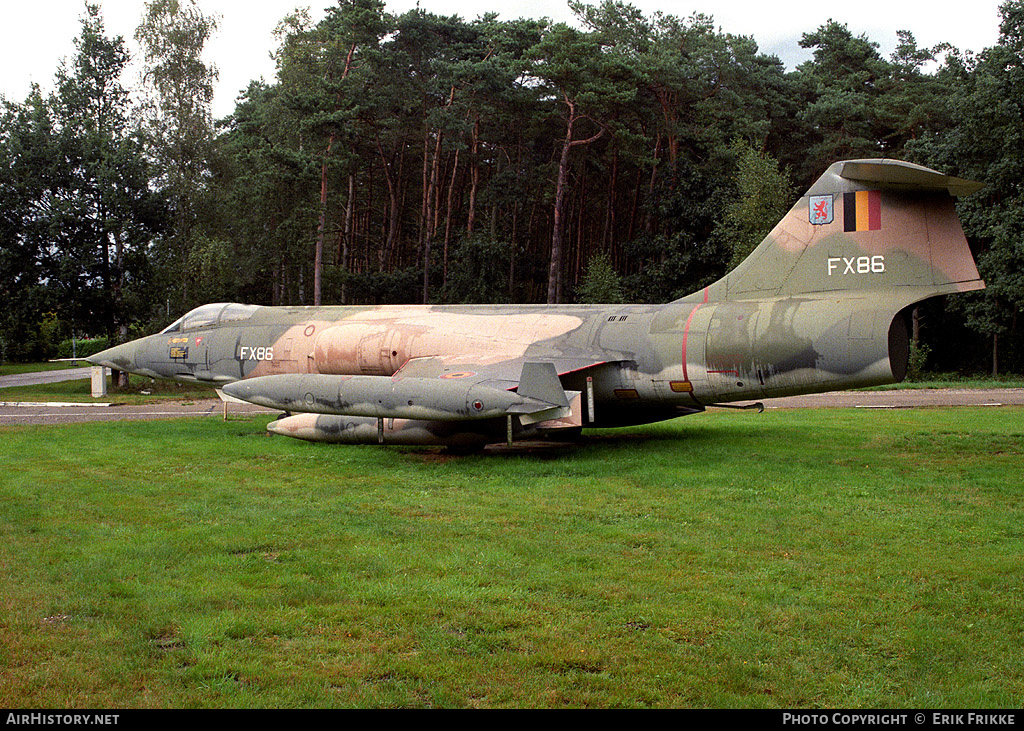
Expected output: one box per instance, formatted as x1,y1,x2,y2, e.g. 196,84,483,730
838,159,983,196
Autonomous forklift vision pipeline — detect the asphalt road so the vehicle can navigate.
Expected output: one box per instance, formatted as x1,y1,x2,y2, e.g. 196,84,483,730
0,366,91,389
0,399,275,425
762,388,1024,410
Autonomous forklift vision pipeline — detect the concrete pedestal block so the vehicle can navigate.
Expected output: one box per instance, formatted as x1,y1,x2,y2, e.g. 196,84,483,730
91,366,108,397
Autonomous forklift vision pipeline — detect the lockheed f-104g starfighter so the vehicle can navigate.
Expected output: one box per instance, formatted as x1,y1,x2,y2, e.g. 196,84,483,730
89,159,985,447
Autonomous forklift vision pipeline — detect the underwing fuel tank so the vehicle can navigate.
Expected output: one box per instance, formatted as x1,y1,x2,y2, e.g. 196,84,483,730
221,373,551,421
267,412,499,447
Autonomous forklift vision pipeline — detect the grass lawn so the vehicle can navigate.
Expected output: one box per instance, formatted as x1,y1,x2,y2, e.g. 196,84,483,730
1,407,1022,708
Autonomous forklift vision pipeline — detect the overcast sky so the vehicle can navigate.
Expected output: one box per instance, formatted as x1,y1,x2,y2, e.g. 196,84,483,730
0,0,1007,119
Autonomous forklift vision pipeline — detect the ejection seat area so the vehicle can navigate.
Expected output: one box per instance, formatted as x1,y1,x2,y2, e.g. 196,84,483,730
160,303,261,334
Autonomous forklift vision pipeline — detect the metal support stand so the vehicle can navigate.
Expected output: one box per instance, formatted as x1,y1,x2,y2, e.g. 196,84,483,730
707,402,765,413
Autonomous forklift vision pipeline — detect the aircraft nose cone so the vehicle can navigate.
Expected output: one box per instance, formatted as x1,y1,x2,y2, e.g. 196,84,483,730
87,341,137,372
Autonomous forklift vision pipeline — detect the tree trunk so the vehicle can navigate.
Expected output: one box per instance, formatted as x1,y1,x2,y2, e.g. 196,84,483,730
313,44,357,305
992,332,999,377
423,125,445,304
467,117,480,236
443,147,460,290
314,132,335,306
339,173,355,304
116,324,129,388
549,122,574,304
376,135,401,271
548,97,604,304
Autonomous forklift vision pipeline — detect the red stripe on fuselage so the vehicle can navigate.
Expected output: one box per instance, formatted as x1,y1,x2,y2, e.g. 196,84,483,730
680,289,708,382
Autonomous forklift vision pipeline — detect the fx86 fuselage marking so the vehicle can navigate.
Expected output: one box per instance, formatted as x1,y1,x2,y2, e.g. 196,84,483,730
238,346,274,361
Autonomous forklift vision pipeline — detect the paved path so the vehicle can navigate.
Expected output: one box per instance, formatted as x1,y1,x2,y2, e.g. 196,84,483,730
0,398,274,425
0,366,90,389
761,388,1024,410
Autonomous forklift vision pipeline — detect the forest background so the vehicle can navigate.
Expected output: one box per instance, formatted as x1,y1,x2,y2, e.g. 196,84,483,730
2,0,1023,376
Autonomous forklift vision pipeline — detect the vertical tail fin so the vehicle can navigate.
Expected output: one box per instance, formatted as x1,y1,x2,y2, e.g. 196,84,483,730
681,159,985,307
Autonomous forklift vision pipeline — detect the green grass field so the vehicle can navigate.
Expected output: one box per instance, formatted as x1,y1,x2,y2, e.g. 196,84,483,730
1,407,1022,708
0,373,215,404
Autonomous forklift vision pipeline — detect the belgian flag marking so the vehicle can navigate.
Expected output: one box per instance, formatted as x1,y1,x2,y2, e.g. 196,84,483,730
843,190,881,232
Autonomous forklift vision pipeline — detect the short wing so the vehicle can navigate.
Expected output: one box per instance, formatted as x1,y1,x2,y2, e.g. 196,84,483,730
390,353,622,426
392,353,614,393
221,354,620,423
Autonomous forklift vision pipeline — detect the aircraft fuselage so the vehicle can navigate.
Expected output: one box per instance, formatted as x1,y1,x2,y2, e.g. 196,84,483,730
104,297,906,429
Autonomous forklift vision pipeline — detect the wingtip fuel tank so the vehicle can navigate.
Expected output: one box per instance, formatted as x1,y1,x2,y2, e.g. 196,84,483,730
221,371,563,422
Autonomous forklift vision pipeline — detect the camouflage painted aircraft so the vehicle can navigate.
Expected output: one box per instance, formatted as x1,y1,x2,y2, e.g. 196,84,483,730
89,159,984,447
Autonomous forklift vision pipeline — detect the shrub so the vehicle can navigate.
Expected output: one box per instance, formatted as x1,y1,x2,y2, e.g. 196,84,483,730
57,336,110,359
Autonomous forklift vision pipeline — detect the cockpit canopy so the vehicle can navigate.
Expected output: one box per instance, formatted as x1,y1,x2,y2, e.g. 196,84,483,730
160,303,260,333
